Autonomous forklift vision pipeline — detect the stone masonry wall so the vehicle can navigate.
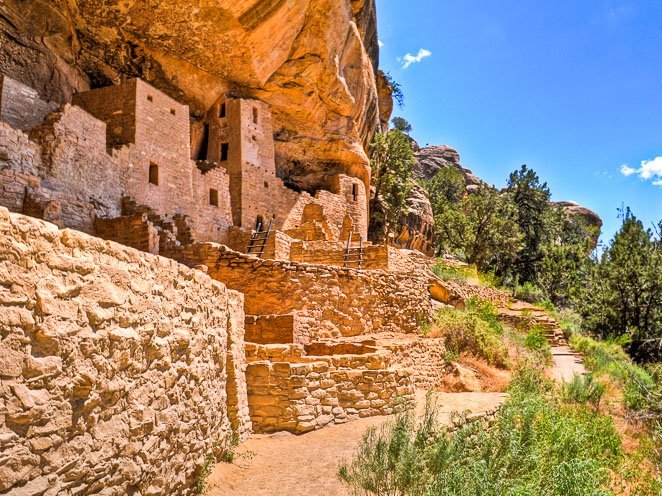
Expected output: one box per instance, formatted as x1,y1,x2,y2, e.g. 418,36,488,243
379,336,451,390
165,242,435,340
246,356,414,433
0,209,249,495
0,75,59,132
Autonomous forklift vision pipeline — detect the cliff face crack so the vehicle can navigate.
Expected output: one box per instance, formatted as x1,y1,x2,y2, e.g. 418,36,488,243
238,0,288,31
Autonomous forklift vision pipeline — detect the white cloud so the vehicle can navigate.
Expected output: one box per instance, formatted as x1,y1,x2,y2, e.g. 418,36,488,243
620,164,637,176
399,48,432,69
378,39,385,47
619,156,662,186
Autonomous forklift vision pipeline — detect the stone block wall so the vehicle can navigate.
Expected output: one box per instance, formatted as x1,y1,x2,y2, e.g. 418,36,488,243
0,106,124,234
246,358,414,434
245,314,297,344
379,336,451,390
0,209,249,495
165,242,435,339
72,80,138,147
95,214,160,255
288,240,389,269
0,75,59,131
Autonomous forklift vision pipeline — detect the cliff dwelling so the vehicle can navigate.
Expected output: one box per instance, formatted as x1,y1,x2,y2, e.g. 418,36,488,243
0,70,446,494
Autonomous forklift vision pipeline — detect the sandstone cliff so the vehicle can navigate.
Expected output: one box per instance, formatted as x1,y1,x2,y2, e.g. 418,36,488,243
0,0,387,192
414,145,485,192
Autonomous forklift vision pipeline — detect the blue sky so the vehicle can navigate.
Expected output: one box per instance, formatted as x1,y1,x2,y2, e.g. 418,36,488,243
376,0,662,244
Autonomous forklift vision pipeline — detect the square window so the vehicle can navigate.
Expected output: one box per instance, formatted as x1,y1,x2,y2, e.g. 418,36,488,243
170,108,176,115
209,188,219,207
264,181,269,188
147,95,153,102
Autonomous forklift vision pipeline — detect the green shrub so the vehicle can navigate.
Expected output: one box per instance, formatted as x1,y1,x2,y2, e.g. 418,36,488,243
339,368,653,496
465,297,504,334
555,307,583,339
432,261,469,282
524,326,552,363
562,373,606,409
476,270,502,288
525,325,549,351
514,282,545,303
570,334,660,415
432,305,508,367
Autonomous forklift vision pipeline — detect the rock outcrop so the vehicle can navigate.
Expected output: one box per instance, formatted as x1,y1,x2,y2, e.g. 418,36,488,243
0,0,383,192
554,201,603,232
414,145,485,191
393,183,435,255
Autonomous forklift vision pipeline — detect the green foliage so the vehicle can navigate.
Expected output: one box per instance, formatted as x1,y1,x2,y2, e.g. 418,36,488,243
368,130,415,242
582,208,661,362
562,373,606,409
437,184,523,270
569,334,661,415
431,261,468,282
383,71,404,107
513,281,545,303
443,349,459,364
431,301,508,367
195,432,240,494
390,116,412,133
339,368,655,496
506,164,553,283
465,297,504,334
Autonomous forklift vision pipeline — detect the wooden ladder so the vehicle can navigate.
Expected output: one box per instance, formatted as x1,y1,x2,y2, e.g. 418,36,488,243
247,218,272,258
343,231,363,269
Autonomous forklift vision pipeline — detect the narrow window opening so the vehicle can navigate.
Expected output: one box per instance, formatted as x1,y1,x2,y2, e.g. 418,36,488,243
148,163,159,185
219,102,226,118
147,95,153,102
264,181,269,188
256,215,264,232
252,106,258,124
170,108,176,115
220,143,229,161
209,188,219,207
195,123,209,161
352,183,358,201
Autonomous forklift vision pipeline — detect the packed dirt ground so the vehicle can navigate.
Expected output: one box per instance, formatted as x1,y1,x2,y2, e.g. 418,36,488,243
208,391,507,496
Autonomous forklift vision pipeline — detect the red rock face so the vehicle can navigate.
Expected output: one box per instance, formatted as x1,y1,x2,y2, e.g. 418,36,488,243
0,0,385,193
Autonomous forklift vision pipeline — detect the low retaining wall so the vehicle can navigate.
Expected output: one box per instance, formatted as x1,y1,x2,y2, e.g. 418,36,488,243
246,359,414,433
0,209,249,495
380,336,451,390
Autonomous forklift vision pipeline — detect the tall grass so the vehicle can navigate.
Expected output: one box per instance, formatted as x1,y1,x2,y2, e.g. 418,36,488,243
562,373,606,409
339,367,658,495
570,334,660,413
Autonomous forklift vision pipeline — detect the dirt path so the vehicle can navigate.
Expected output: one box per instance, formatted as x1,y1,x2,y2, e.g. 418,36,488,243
207,346,585,496
207,391,507,496
550,345,586,382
